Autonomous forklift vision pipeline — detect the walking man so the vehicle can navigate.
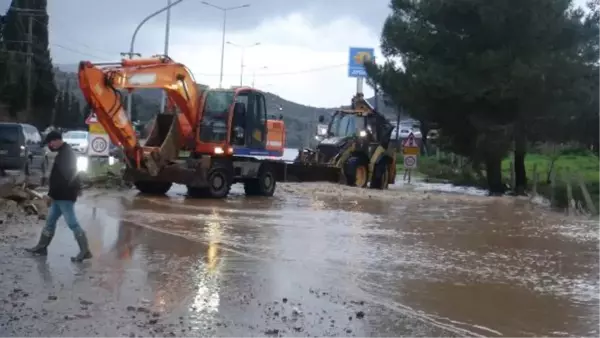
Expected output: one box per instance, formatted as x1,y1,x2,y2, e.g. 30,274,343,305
26,131,92,262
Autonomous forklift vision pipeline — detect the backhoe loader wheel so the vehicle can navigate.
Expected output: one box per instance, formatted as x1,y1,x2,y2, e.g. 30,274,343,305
344,156,368,188
206,165,232,199
244,164,276,197
370,161,390,190
134,181,172,195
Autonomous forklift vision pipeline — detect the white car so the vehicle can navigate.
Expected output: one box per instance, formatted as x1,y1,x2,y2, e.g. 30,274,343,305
63,130,89,154
392,125,422,139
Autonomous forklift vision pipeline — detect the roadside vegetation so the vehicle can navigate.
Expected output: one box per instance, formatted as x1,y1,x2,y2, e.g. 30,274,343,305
368,0,598,210
396,143,599,212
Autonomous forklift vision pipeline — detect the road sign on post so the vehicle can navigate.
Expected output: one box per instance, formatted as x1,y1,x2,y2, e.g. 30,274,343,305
403,154,417,169
88,134,110,157
348,47,375,78
402,132,420,183
85,112,97,124
88,122,106,134
402,132,420,155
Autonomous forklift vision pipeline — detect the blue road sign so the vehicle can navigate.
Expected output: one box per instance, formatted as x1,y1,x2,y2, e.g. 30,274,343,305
348,47,375,78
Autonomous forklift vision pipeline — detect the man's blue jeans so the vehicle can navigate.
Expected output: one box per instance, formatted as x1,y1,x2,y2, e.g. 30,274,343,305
43,200,84,235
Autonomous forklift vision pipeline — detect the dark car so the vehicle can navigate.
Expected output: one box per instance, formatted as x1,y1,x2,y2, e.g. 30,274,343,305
0,122,44,175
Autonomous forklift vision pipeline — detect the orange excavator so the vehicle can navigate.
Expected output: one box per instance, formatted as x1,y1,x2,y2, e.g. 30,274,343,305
77,55,287,198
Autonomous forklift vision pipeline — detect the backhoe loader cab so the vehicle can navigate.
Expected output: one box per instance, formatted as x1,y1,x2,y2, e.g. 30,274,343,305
294,94,397,189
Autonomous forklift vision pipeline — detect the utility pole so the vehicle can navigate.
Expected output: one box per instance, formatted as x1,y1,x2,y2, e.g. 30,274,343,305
25,14,33,114
10,6,44,115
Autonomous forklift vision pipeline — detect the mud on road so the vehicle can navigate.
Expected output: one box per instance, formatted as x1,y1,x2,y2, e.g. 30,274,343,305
0,182,598,337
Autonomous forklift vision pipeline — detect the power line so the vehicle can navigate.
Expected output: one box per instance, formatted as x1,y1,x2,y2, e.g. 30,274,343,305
30,17,113,61
17,17,350,78
195,63,348,77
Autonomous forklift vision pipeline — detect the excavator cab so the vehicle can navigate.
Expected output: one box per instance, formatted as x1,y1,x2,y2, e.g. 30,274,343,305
196,87,284,157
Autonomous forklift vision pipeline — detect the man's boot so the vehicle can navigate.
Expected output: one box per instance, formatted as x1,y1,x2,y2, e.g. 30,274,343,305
25,230,54,256
71,231,93,262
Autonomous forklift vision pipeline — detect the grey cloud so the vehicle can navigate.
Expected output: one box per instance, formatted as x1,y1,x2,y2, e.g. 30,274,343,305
1,0,390,63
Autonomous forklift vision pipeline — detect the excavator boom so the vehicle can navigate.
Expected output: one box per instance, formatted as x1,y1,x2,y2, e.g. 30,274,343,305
77,57,200,172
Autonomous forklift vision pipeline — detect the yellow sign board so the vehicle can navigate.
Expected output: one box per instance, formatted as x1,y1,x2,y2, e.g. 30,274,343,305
402,146,420,156
88,122,106,134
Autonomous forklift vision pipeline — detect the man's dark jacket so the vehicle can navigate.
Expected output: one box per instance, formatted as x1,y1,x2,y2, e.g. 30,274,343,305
48,143,81,201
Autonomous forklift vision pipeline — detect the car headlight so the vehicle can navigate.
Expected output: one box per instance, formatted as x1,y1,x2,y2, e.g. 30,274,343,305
76,156,89,172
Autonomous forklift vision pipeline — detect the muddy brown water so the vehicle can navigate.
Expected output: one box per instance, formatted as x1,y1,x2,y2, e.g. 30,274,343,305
2,182,598,337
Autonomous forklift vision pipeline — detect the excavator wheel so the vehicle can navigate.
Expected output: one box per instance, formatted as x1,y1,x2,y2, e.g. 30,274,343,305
205,163,232,199
370,160,390,190
344,156,369,188
244,164,276,197
134,181,172,195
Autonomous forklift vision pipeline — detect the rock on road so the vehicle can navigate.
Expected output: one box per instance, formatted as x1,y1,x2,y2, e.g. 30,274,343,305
0,182,598,337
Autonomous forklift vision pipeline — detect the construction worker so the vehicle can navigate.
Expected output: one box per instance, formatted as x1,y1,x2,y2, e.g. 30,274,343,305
25,131,92,262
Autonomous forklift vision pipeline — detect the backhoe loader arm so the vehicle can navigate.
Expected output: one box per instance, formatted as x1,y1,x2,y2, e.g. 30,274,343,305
77,57,200,167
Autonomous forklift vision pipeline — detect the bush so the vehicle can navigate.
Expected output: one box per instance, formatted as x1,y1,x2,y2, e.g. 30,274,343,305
419,156,486,188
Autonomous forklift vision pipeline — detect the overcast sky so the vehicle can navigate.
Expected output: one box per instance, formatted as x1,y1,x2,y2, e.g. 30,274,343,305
0,0,590,107
0,0,391,107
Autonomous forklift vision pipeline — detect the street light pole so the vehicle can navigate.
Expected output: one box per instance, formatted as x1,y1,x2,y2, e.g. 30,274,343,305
159,0,173,115
122,0,185,120
227,41,260,86
251,66,268,87
201,2,250,88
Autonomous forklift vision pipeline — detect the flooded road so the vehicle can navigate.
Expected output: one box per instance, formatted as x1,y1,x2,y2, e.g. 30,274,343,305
1,182,598,337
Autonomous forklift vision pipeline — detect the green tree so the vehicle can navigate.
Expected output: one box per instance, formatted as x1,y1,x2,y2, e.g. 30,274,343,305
367,0,597,195
0,0,56,125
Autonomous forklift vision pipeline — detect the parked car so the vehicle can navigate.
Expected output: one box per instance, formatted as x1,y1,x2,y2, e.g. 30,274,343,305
0,122,44,176
62,130,89,154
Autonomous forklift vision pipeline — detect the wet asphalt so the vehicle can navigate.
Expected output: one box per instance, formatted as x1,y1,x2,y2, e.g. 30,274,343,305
0,182,598,337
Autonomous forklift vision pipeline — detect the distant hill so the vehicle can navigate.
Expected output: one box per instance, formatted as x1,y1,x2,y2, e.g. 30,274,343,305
54,65,405,148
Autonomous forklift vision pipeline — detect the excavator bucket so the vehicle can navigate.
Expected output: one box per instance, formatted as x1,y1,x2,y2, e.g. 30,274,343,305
284,163,343,183
142,114,181,176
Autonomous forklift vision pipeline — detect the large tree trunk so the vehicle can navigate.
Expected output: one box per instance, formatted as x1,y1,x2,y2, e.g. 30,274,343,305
485,155,505,196
513,124,528,196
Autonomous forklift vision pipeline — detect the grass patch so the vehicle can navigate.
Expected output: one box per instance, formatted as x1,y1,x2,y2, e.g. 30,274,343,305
412,151,599,212
501,154,599,212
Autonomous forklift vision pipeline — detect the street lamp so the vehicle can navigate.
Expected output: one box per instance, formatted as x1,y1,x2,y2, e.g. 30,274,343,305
251,66,268,87
123,0,186,120
159,0,173,115
201,1,250,88
227,41,260,86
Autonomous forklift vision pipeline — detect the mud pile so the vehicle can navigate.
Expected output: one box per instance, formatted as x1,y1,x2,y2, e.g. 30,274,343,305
80,170,132,190
0,175,49,221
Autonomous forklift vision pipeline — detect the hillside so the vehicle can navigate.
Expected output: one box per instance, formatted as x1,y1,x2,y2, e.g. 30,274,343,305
54,66,404,148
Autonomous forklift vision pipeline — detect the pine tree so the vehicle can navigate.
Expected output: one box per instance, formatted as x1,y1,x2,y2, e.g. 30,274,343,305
0,0,56,125
30,0,55,127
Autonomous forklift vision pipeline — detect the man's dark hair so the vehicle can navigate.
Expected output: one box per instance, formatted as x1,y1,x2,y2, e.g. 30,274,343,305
44,130,62,145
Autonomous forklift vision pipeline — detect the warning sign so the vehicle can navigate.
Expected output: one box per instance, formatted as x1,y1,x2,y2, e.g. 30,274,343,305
85,112,98,125
402,132,420,156
88,122,106,134
88,134,109,156
402,132,419,147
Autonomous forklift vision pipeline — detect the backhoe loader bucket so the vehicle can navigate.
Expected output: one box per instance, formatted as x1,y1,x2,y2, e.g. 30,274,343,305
284,163,343,183
142,114,181,176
